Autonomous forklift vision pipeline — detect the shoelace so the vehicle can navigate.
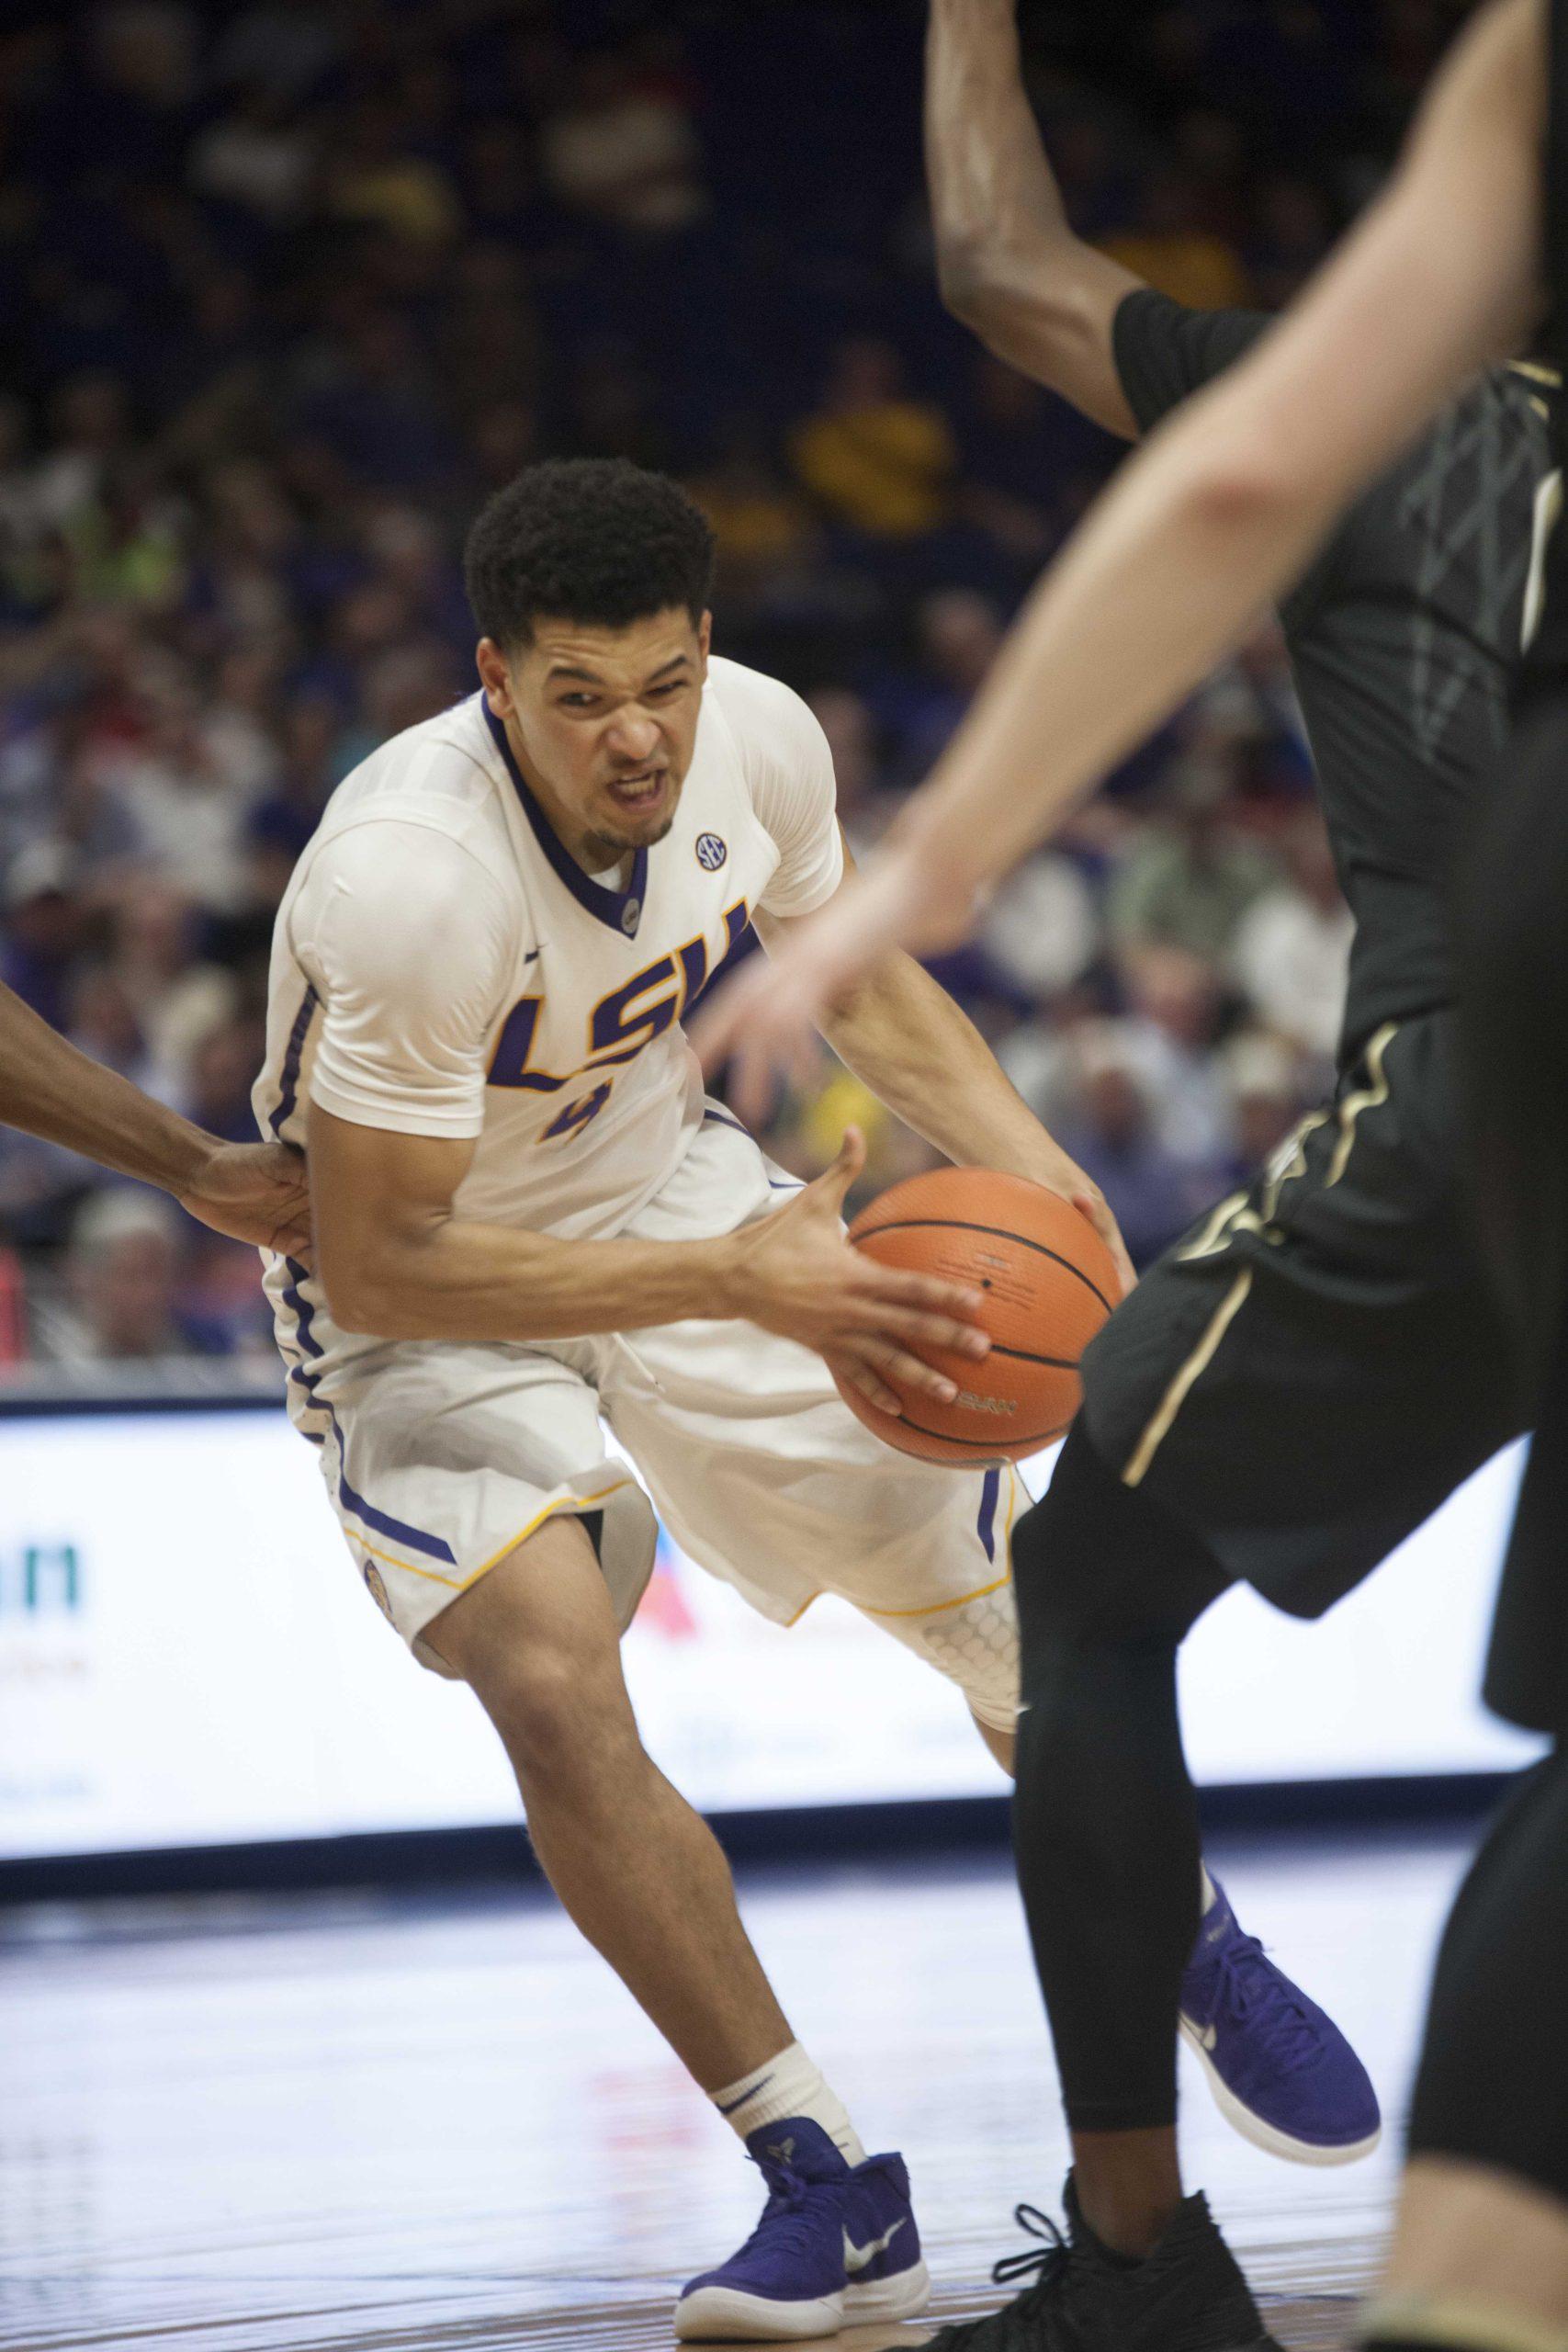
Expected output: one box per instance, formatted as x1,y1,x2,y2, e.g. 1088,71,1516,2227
728,2157,828,2267
991,2202,1072,2292
931,2205,1079,2348
1209,1932,1325,2073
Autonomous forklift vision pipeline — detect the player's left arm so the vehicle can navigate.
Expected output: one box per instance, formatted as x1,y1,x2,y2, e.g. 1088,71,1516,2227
751,843,1135,1295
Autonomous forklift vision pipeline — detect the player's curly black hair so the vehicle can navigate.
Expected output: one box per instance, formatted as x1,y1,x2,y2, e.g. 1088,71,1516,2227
464,458,716,650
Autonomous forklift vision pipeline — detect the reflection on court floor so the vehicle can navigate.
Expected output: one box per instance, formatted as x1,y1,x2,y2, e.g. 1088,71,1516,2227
0,1834,1468,2348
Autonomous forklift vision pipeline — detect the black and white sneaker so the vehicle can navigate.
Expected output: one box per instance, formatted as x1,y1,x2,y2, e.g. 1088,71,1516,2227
920,2174,1282,2351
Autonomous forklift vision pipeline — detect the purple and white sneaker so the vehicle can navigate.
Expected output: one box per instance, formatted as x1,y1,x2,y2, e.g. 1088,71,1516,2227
674,2117,929,2342
1179,1875,1382,2165
842,2146,930,2326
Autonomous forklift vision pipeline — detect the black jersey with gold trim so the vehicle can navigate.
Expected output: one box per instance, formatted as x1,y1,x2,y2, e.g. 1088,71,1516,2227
1114,288,1553,1063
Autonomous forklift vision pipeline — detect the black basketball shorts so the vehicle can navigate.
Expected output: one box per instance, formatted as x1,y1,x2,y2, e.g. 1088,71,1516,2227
1078,1012,1529,1619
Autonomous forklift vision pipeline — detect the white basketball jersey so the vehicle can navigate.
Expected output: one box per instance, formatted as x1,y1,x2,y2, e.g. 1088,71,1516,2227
254,658,843,1251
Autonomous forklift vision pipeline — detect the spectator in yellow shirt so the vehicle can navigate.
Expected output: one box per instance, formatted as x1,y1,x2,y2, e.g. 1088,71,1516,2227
790,338,957,537
1100,169,1252,312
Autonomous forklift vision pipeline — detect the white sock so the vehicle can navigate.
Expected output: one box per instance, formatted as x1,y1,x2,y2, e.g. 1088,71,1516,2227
710,2041,868,2166
1200,1860,1218,1915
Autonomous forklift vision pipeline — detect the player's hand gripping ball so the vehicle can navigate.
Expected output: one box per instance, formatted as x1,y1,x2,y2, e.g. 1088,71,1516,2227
837,1168,1119,1464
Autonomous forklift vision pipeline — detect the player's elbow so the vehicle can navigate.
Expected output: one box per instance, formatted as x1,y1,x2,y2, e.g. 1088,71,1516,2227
317,1242,420,1340
938,235,1053,357
935,229,999,326
317,1269,392,1339
1179,436,1312,538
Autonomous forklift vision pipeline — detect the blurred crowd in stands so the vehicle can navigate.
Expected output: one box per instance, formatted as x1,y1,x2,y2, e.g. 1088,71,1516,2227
0,0,1465,1367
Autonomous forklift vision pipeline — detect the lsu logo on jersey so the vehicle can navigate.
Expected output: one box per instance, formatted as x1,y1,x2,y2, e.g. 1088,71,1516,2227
488,897,750,1141
694,831,728,872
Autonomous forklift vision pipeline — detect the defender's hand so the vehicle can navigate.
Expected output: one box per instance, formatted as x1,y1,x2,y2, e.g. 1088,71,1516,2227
179,1140,312,1258
693,853,972,1125
1066,1179,1135,1301
724,1127,991,1415
1011,1147,1136,1301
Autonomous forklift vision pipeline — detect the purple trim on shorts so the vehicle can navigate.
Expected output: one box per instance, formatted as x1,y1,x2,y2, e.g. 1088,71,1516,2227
976,1466,1001,1564
279,1255,457,1568
334,1464,458,1566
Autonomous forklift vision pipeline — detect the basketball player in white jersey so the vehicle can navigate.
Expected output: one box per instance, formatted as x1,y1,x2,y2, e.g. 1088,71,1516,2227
255,456,1364,2342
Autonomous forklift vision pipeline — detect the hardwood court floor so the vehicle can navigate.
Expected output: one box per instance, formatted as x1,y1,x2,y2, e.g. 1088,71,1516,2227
0,1834,1472,2351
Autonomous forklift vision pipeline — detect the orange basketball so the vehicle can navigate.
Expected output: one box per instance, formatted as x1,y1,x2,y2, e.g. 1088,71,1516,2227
839,1167,1119,1465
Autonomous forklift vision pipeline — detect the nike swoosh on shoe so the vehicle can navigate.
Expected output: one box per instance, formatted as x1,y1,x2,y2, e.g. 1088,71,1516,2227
844,2217,906,2275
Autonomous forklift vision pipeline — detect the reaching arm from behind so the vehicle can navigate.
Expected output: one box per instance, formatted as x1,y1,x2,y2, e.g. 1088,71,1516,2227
0,978,309,1253
925,0,1143,433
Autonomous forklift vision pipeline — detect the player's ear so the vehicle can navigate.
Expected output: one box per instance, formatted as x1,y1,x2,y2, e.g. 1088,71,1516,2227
476,637,514,718
695,611,713,674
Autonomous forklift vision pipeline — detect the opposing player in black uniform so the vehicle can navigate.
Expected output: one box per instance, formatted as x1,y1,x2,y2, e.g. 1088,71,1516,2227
918,0,1550,1623
698,0,1568,2345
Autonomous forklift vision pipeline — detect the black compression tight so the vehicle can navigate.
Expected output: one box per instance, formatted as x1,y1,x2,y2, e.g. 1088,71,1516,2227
1012,1421,1233,2132
1408,1742,1568,2203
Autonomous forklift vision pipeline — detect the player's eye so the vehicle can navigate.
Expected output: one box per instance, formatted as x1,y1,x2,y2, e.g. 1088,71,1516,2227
558,693,600,710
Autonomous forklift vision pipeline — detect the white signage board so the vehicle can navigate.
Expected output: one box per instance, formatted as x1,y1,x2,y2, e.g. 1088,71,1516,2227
0,1408,1540,1861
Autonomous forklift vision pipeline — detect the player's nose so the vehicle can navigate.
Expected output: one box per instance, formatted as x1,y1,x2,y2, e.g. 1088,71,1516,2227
604,710,663,764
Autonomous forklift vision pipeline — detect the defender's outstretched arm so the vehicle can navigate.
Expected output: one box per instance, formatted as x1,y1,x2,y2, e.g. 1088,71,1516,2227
752,841,1135,1294
0,978,309,1254
905,0,1543,904
695,0,1544,1094
926,0,1141,434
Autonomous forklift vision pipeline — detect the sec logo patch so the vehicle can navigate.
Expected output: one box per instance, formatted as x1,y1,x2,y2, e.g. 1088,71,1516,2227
362,1563,394,1622
695,831,728,872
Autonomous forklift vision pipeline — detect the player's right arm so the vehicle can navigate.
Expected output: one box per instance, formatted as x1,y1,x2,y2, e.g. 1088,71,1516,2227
300,821,987,1409
310,1114,987,1408
925,0,1143,435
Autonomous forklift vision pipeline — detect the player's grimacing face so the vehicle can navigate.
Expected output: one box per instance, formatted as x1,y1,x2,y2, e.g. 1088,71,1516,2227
479,608,711,865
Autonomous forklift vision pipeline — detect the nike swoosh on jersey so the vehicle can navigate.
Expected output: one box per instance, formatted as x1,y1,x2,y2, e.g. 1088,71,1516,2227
844,2217,906,2274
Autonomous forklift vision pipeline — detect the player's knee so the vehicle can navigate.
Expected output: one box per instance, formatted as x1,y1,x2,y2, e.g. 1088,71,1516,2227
482,1647,643,1794
1013,1423,1227,1664
894,1580,1021,1738
969,1702,1017,1776
1011,1426,1134,1655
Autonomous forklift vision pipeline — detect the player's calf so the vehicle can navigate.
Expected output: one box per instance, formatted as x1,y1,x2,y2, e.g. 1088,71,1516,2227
427,1520,798,2093
1012,1435,1380,2170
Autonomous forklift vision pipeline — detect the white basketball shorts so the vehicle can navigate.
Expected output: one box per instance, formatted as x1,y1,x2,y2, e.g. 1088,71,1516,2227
286,1111,1022,1729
